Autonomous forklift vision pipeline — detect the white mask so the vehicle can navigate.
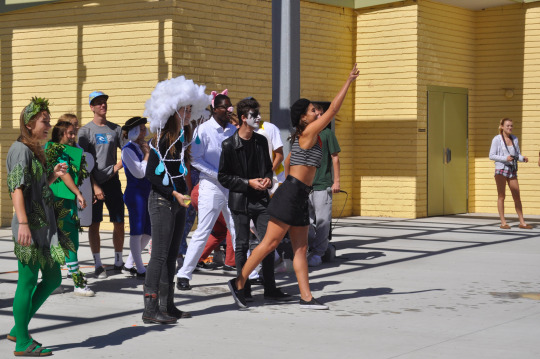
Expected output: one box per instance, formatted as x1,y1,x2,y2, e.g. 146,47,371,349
245,111,261,129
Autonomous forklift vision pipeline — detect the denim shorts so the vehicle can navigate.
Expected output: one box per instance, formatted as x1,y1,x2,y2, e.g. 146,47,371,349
92,175,125,223
267,175,312,226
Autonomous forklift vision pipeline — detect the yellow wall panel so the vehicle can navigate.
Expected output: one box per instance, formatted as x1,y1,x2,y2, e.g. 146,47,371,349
0,0,355,226
355,1,418,218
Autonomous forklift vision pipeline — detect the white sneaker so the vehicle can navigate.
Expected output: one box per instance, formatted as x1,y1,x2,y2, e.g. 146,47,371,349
74,286,95,297
308,254,322,267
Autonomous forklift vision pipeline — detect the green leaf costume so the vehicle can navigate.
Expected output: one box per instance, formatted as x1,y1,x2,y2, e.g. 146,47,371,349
7,141,69,267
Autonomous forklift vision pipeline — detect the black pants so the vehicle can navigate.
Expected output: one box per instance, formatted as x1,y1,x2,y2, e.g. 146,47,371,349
232,200,276,292
145,190,186,291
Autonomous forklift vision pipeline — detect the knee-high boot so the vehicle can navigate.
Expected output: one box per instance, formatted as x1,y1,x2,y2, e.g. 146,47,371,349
159,282,191,319
142,285,177,324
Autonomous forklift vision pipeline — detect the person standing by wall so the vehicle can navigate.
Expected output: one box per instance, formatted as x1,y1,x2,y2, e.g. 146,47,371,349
489,118,532,229
62,113,95,228
142,75,210,323
175,92,237,291
45,120,94,296
78,91,125,278
307,103,341,267
219,97,291,302
228,64,359,310
6,97,69,356
121,117,152,278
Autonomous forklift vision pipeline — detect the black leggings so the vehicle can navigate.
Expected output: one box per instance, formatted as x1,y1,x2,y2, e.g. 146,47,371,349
145,190,186,290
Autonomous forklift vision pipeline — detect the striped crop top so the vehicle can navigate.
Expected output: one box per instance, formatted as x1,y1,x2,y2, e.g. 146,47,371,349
290,137,323,168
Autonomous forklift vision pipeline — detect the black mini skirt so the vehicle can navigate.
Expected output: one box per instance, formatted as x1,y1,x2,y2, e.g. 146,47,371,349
267,175,313,226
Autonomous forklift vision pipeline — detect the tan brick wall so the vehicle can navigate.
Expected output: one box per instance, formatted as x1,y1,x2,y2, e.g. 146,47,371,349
0,0,174,228
355,1,419,218
300,2,355,217
0,0,356,228
473,4,537,215
417,0,475,217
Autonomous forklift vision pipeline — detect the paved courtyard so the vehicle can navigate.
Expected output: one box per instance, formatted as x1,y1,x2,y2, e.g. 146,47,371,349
0,214,539,358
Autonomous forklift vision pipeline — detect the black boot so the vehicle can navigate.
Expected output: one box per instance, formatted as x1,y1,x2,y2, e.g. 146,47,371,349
142,285,177,324
159,282,191,319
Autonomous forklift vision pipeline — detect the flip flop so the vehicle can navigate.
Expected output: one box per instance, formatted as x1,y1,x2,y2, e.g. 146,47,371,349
13,341,51,357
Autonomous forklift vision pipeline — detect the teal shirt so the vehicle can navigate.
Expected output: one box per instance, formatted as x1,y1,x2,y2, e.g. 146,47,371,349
313,128,341,191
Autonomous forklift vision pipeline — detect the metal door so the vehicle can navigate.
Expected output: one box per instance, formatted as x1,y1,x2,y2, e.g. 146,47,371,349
427,86,468,216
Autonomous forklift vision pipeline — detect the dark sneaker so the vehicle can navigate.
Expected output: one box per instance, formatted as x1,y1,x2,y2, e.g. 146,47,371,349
113,263,125,272
122,266,137,276
195,261,221,272
176,277,191,291
136,271,146,279
228,278,248,309
95,266,107,279
299,297,328,310
249,277,264,285
245,289,254,302
264,288,294,302
222,264,236,272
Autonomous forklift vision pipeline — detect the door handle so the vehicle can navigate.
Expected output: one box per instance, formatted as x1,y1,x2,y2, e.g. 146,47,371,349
444,148,452,164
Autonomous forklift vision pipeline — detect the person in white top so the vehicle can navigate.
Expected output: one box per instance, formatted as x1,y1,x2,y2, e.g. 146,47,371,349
256,117,285,194
488,117,531,229
175,92,237,290
121,117,152,278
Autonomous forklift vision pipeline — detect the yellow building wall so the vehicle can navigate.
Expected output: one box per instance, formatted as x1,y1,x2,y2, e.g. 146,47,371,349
417,0,475,217
0,0,355,229
473,4,540,216
522,3,540,215
0,0,175,229
300,3,356,217
355,1,419,218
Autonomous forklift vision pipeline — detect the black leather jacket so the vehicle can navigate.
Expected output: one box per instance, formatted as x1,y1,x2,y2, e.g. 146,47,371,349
218,130,273,213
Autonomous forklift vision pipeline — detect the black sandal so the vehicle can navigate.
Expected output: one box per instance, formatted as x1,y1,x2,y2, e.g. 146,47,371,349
13,341,52,357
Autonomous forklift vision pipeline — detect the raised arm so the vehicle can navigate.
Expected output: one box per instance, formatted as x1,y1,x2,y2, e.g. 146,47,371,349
303,64,359,138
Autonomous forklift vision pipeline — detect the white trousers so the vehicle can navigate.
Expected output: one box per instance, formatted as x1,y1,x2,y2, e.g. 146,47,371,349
177,179,236,280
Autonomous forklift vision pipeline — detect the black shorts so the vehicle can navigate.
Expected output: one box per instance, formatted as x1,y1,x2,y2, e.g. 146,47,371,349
92,175,125,223
267,175,312,226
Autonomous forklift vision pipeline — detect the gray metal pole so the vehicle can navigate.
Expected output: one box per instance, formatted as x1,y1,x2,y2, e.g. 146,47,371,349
271,0,300,157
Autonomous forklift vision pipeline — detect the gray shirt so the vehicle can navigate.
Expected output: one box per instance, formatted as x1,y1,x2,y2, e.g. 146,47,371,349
78,121,124,184
7,141,72,267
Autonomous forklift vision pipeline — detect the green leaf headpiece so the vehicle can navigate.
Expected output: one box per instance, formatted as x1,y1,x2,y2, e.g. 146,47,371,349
23,97,50,124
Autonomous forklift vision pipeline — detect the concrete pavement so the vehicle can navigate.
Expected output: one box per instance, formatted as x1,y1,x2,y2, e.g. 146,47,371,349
0,214,539,358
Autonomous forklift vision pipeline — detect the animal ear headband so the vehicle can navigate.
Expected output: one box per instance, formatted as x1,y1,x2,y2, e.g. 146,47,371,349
211,89,228,108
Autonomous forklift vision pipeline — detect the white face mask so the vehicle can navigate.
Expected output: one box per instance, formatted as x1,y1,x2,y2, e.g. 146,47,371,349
245,111,261,129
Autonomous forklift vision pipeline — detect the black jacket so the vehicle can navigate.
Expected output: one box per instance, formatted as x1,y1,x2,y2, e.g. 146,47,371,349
218,130,273,213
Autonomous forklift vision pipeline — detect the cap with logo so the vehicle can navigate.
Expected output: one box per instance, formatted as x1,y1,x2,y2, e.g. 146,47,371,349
89,91,109,105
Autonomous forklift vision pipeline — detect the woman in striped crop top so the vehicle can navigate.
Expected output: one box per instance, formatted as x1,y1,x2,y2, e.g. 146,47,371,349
228,64,359,310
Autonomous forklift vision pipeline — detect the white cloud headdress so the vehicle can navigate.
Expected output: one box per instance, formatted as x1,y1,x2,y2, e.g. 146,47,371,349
143,76,212,187
144,76,211,132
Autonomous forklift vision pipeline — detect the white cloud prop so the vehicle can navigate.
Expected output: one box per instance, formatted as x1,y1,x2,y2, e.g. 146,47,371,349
144,76,212,133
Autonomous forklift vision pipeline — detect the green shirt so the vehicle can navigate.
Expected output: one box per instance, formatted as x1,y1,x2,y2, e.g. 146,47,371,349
313,128,341,191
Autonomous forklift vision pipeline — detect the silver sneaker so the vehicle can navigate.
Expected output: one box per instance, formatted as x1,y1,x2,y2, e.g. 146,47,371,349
74,286,95,297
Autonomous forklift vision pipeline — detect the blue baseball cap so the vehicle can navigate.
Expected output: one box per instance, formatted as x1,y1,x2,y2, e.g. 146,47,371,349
89,91,109,105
